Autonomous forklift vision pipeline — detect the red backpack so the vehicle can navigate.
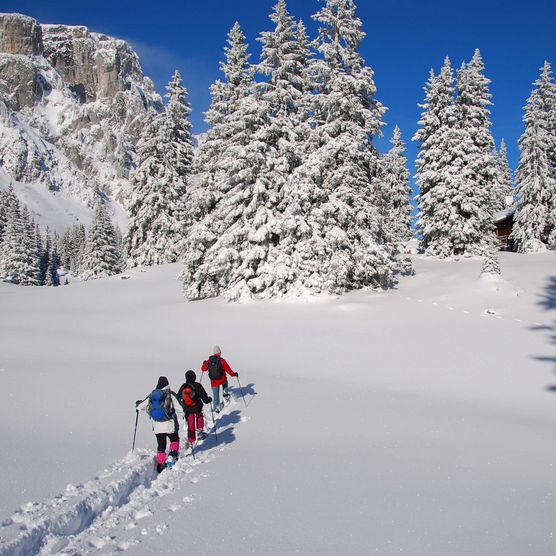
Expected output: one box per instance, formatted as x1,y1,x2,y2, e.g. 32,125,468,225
182,383,198,408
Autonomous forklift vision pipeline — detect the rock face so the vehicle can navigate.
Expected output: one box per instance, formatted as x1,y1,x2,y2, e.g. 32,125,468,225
0,13,43,56
0,12,163,211
42,24,147,103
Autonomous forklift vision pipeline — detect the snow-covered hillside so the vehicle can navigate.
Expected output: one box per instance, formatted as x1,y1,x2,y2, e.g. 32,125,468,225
1,252,555,554
0,13,162,216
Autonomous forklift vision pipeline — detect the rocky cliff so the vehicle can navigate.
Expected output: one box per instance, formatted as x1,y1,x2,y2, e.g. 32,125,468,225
0,12,162,212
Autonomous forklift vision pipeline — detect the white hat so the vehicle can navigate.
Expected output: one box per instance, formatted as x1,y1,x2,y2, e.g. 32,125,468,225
213,345,221,355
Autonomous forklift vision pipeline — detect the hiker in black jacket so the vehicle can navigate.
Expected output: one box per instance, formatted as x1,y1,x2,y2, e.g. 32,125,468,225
177,370,212,449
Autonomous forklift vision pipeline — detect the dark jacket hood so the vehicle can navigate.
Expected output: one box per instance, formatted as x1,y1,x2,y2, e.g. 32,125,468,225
185,370,196,383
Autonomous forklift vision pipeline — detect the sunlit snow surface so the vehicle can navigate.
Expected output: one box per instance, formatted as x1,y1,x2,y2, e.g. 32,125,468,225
1,252,556,555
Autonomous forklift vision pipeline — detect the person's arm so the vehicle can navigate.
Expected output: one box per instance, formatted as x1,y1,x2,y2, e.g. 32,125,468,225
221,358,238,378
201,359,209,373
198,384,212,404
176,384,186,410
136,396,149,412
171,392,185,418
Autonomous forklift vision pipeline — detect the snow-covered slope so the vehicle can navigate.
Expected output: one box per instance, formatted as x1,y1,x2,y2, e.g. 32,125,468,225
1,252,556,554
0,13,162,224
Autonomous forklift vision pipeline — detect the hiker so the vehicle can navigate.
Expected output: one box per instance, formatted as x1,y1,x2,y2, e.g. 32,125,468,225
177,370,212,451
201,345,238,413
136,376,184,473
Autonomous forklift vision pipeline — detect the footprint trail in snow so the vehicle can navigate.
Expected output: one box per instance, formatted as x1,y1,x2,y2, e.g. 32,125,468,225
0,393,247,556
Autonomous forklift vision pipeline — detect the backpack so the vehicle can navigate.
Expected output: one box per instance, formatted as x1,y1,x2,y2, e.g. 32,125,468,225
148,389,173,422
182,383,198,409
208,355,224,380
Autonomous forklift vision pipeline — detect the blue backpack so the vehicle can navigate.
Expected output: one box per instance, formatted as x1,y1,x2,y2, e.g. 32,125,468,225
148,389,173,422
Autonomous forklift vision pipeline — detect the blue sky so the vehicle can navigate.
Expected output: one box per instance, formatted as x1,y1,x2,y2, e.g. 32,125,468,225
3,0,556,180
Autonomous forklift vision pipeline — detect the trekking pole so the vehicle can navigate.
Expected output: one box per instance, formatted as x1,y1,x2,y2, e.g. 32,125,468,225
132,395,148,452
132,410,139,452
236,376,247,408
210,404,218,442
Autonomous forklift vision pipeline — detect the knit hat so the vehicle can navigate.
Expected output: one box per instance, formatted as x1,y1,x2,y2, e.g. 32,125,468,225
185,370,196,383
213,345,221,355
156,376,169,389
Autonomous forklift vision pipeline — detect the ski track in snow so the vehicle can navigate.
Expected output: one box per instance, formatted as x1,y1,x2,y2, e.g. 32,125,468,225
0,395,246,556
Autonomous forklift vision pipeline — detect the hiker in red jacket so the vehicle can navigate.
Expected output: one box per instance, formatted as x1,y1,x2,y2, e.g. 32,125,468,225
201,345,238,413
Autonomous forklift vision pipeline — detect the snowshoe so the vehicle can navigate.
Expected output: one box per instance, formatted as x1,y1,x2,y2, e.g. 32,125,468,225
197,431,208,441
156,462,167,474
167,451,178,469
223,393,231,405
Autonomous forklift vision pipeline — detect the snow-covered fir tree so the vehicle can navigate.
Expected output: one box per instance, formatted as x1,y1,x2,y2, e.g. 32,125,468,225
184,0,395,300
182,20,275,300
415,57,493,257
0,186,18,243
45,246,60,287
0,200,40,285
81,201,122,280
276,0,393,294
511,61,556,251
125,71,192,266
494,139,515,210
481,246,501,276
456,50,498,216
376,126,413,249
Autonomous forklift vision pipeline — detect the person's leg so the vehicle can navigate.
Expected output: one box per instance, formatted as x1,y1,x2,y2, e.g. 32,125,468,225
186,413,196,444
196,411,205,433
212,385,220,411
168,430,180,461
156,433,167,469
223,381,230,399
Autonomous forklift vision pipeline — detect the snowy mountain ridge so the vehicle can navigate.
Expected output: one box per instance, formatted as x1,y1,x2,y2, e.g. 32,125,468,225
0,12,162,220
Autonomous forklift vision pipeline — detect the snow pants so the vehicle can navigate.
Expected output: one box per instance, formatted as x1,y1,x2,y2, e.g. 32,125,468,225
212,381,229,410
155,430,179,465
186,412,205,443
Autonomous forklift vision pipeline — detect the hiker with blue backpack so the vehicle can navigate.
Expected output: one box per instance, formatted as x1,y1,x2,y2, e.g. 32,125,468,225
201,345,238,413
177,370,212,453
136,376,184,473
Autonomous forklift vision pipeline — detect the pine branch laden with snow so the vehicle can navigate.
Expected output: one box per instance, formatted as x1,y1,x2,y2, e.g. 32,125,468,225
80,201,122,281
511,61,556,252
414,56,494,258
125,70,193,267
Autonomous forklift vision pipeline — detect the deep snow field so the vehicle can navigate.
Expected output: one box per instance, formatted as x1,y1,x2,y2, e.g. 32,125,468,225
1,252,556,555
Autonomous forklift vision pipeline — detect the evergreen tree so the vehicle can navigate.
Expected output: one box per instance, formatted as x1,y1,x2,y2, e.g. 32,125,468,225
511,61,556,251
457,50,498,215
182,22,274,299
126,71,192,266
481,246,501,276
280,0,392,294
81,201,122,280
0,186,17,243
493,139,515,210
45,247,60,286
38,226,51,286
415,57,492,257
377,126,413,248
0,201,40,285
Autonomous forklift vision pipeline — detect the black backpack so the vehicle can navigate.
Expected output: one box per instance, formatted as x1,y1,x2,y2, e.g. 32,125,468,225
208,355,224,380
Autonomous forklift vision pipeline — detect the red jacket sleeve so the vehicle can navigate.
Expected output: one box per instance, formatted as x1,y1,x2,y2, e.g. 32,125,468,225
221,358,235,377
201,359,209,373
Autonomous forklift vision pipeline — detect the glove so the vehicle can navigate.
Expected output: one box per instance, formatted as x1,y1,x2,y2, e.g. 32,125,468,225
207,397,213,403
135,399,142,408
235,372,239,377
